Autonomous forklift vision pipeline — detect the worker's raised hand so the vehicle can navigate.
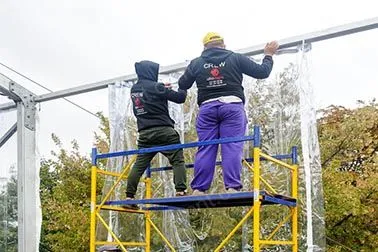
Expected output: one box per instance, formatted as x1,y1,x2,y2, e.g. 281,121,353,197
264,41,279,56
164,83,173,89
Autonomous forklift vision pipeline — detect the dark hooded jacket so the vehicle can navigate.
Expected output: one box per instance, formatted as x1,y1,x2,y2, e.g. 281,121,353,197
131,60,187,132
178,48,273,105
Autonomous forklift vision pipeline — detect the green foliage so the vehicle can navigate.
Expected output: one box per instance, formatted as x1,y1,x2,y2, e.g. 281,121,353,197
319,101,378,251
39,141,91,251
0,167,17,252
39,129,105,251
93,112,110,154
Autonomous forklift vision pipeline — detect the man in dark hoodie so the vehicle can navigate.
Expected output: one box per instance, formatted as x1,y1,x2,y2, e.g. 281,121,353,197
178,32,278,195
126,60,188,201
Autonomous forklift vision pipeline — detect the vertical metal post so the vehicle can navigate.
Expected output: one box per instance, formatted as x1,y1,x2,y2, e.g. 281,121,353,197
253,125,261,148
90,148,98,252
1,76,39,252
291,146,298,165
4,182,8,252
17,101,39,252
291,146,298,252
145,166,152,252
253,125,261,252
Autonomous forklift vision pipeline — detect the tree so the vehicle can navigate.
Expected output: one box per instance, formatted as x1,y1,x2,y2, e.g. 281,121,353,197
39,134,104,251
318,101,378,251
0,167,18,252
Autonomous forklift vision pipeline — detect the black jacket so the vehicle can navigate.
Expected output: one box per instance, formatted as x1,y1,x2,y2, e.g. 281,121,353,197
178,48,273,105
131,61,187,131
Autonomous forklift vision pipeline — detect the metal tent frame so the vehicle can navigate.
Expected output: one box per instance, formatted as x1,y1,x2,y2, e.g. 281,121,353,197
0,16,377,252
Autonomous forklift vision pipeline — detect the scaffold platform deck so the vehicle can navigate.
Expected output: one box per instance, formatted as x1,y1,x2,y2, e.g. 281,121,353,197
105,191,296,210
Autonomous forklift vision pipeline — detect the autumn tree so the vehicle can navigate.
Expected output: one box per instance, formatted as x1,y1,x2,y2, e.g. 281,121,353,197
318,101,378,251
0,167,17,252
39,130,107,251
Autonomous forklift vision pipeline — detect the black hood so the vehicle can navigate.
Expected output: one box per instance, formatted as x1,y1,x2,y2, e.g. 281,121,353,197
135,60,159,81
201,48,233,64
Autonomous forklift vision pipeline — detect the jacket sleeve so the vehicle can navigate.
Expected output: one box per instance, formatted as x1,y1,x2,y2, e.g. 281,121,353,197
154,83,187,104
238,54,273,79
178,61,196,90
166,89,187,104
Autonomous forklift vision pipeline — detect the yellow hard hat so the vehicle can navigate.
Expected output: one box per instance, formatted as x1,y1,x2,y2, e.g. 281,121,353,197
202,32,224,45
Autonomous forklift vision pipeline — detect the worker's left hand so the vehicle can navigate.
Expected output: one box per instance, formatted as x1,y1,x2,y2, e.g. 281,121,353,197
164,83,172,89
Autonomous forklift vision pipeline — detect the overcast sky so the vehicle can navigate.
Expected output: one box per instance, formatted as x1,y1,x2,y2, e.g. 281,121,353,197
0,0,377,177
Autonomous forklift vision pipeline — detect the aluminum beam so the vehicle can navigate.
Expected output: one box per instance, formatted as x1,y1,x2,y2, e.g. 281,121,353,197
0,122,17,148
36,73,137,103
0,100,16,111
0,74,19,110
17,102,40,252
0,73,39,252
29,16,378,101
236,16,378,56
0,16,376,111
0,74,19,101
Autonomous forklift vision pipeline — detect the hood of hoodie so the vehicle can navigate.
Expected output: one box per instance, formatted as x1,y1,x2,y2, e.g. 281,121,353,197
201,47,233,65
135,60,159,82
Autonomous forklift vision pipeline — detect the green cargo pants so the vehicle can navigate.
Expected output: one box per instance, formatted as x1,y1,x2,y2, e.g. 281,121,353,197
126,126,187,197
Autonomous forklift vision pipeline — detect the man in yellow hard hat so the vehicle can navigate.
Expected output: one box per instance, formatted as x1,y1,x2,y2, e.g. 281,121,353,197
178,32,279,195
202,32,225,47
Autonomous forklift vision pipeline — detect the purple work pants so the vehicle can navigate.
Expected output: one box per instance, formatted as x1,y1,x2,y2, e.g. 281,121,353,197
191,101,247,191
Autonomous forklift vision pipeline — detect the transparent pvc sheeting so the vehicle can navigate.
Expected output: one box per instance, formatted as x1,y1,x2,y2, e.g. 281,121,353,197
98,81,126,241
158,72,196,252
0,107,14,175
0,96,16,180
35,112,42,250
105,48,325,251
241,54,302,251
297,46,325,252
238,46,325,251
0,97,17,251
97,81,145,246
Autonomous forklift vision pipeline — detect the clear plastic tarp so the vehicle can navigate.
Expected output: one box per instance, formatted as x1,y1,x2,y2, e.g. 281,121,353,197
0,96,17,252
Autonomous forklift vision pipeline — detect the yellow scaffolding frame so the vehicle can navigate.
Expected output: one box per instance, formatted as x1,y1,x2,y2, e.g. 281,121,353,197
90,145,298,252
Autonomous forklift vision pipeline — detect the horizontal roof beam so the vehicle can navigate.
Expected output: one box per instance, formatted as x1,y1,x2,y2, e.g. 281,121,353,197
0,16,377,110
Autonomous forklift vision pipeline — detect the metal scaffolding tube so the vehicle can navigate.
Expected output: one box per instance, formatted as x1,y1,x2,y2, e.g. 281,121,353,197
0,17,377,111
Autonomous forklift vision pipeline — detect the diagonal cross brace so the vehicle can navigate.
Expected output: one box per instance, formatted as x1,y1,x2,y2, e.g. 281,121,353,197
0,122,17,148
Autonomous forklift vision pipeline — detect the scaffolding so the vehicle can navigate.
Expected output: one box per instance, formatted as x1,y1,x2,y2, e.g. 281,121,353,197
90,125,298,252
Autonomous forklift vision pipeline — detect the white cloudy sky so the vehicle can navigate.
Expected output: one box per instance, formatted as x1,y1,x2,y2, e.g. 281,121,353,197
0,0,377,177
